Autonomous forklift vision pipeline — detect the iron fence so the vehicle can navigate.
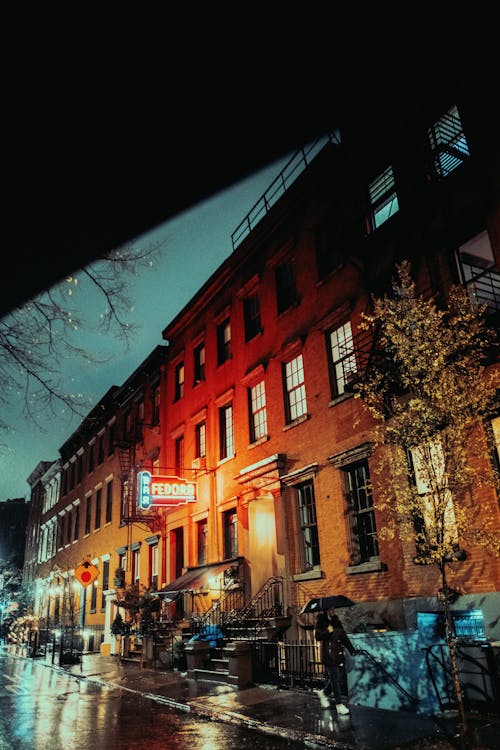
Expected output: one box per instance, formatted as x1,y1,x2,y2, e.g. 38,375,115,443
251,639,348,693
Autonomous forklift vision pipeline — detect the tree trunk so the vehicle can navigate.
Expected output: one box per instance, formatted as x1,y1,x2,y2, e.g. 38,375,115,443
440,567,470,749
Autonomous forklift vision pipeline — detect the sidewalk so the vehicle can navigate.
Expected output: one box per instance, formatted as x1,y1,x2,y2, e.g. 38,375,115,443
12,650,500,749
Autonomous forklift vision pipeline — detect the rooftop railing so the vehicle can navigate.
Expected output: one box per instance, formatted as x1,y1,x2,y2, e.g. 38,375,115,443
231,130,341,251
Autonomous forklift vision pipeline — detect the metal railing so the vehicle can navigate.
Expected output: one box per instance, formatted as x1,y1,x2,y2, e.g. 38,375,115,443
231,131,341,251
462,264,500,313
190,576,285,640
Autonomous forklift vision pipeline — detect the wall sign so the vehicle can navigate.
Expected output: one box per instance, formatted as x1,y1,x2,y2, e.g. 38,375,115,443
138,471,197,509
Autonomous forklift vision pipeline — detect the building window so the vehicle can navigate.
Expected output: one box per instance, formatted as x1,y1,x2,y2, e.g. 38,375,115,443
315,221,345,280
95,488,102,530
101,560,109,608
90,579,97,612
194,342,205,384
343,460,379,564
174,361,184,401
296,481,320,571
132,548,140,583
88,443,95,474
105,480,113,524
108,422,115,456
407,440,458,556
118,551,127,571
367,165,399,232
85,496,92,535
456,231,499,313
249,381,267,443
65,510,72,546
152,385,161,426
73,506,79,541
175,435,184,476
217,318,231,365
150,544,158,588
137,400,144,425
428,104,470,178
283,354,307,423
76,454,83,485
223,509,238,559
275,260,297,315
197,519,208,565
97,435,104,465
244,295,261,341
327,321,357,397
195,421,206,459
219,403,234,460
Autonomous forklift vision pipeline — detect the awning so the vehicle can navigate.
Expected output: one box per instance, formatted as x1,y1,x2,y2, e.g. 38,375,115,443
157,560,237,599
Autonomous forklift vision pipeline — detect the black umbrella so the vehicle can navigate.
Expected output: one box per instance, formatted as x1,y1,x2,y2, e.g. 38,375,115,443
299,595,356,614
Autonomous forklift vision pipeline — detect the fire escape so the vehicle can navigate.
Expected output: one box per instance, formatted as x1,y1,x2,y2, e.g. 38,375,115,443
115,421,160,533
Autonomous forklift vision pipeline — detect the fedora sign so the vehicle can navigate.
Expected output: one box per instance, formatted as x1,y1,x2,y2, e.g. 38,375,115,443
138,471,197,509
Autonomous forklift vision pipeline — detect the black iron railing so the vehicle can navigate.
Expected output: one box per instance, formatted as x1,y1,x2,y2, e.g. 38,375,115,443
231,131,341,251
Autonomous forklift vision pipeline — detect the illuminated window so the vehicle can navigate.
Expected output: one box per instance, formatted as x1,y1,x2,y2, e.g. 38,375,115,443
283,354,307,423
194,342,205,384
195,421,206,459
244,294,261,341
197,519,208,565
428,105,469,178
223,509,238,559
327,321,357,397
174,361,184,401
296,481,320,571
343,460,379,563
275,260,297,315
249,381,267,442
408,440,458,555
219,403,234,460
367,166,399,231
217,318,231,365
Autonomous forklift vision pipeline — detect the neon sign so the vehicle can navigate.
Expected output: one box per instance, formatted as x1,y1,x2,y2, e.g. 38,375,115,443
138,471,197,509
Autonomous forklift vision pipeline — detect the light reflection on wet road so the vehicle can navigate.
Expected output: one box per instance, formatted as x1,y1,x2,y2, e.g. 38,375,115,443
0,655,295,750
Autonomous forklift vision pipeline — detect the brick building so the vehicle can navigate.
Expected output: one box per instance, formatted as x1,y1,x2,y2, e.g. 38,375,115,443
155,68,500,640
23,63,500,653
30,346,167,652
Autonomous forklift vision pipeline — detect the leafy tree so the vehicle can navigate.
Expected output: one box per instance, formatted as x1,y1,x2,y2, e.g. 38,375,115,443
355,260,500,747
0,239,163,433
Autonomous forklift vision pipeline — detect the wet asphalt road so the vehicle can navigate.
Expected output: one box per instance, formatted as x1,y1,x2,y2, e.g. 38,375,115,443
0,655,298,750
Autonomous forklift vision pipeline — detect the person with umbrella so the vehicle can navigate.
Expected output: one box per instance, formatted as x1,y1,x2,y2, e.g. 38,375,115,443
314,604,357,714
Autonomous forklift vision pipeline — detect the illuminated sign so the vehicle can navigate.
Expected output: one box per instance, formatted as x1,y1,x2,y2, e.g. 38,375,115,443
138,471,197,509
